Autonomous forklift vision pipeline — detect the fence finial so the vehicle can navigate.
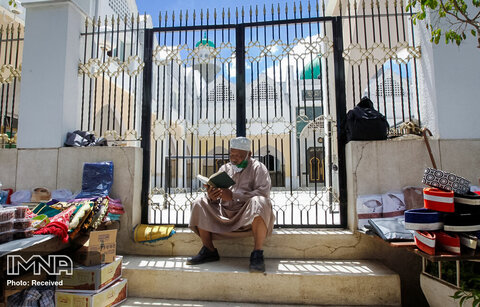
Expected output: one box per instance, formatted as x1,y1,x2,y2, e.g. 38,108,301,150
308,1,311,15
200,9,203,23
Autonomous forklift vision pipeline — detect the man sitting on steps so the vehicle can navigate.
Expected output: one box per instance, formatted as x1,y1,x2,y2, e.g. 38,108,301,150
187,136,275,273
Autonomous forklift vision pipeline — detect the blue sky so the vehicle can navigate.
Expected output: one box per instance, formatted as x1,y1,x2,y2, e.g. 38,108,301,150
136,0,322,27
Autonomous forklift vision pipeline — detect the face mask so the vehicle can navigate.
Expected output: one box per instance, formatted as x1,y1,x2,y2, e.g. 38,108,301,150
232,156,248,173
237,159,248,169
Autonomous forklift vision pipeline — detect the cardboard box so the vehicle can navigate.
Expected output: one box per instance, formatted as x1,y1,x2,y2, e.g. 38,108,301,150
73,229,117,266
56,278,127,307
57,256,122,291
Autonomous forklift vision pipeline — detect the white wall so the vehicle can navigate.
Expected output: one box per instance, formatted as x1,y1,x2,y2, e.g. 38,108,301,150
17,0,86,148
416,8,480,139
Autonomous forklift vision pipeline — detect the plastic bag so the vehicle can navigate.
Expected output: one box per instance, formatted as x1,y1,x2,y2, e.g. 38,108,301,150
75,161,114,199
367,217,414,242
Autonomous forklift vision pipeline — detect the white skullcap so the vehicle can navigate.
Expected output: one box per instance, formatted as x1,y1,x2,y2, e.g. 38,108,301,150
230,137,251,152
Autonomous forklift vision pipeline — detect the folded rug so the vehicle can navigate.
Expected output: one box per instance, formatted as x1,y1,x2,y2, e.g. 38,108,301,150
134,224,175,243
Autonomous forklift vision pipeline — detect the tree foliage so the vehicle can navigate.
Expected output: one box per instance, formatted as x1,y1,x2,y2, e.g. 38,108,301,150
406,0,480,48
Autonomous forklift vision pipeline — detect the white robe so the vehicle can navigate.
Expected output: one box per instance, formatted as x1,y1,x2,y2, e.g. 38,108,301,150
189,157,275,239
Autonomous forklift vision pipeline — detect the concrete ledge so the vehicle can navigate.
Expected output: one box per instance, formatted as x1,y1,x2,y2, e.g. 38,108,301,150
122,255,401,306
117,228,373,259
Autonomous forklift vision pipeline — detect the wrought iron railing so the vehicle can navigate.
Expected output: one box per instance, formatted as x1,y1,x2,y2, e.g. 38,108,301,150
77,0,421,227
78,15,146,146
0,23,23,148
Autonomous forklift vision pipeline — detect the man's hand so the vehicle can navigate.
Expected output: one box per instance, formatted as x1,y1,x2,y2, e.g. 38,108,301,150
206,185,222,201
220,188,233,201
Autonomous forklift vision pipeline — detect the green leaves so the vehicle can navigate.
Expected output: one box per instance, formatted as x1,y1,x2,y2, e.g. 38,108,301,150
406,0,480,48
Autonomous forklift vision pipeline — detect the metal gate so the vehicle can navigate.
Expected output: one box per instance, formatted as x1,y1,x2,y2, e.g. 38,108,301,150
141,4,347,228
77,1,422,228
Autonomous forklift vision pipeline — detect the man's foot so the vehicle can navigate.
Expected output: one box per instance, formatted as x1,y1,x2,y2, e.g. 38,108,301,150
249,249,265,273
186,246,220,265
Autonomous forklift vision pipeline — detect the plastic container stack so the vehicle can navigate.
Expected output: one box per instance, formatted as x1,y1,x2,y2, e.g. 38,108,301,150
0,208,16,243
12,206,35,239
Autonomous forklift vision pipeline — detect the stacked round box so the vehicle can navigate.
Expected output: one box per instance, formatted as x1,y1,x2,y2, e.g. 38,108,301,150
405,168,479,255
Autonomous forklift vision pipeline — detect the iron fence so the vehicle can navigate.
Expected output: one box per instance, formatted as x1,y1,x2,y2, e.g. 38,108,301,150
78,15,146,146
0,23,23,148
77,0,421,227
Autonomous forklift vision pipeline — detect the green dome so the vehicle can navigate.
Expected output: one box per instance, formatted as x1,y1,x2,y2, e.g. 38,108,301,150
301,57,321,80
195,38,215,48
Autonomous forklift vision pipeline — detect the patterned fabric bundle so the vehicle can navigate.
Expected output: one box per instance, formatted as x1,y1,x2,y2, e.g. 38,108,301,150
422,167,470,194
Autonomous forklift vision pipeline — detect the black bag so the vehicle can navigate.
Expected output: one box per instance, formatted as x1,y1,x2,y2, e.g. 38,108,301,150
346,97,389,142
65,130,107,147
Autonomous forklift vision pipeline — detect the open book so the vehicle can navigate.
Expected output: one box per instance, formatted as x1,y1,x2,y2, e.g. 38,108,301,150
197,170,235,189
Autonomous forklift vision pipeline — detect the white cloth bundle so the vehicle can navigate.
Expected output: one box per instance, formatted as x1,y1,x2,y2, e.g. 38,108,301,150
356,194,383,229
382,192,406,218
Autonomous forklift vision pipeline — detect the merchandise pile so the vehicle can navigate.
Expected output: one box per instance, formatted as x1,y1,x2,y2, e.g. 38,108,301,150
405,167,480,255
0,195,125,244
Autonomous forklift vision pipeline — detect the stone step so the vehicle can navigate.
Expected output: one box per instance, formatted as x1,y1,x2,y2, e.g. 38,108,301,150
121,255,401,306
120,228,371,260
119,298,319,306
119,297,391,307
